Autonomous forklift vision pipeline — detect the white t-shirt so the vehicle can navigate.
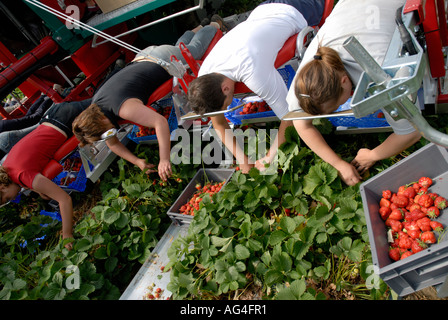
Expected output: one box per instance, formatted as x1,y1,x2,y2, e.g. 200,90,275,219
286,0,416,135
198,3,307,119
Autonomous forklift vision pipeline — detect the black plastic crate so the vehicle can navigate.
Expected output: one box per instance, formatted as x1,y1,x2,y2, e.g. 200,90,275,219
167,168,235,225
360,143,448,296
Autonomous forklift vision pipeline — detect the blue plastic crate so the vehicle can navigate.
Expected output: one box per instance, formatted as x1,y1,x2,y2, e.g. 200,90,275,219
128,97,178,144
225,65,296,125
40,210,62,222
52,151,89,192
328,98,390,128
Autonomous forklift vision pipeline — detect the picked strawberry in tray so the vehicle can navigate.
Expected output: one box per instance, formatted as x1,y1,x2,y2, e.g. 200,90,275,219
377,176,447,262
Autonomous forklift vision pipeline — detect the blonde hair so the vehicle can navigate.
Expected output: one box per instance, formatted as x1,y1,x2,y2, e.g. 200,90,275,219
0,166,11,186
295,46,346,115
72,104,111,147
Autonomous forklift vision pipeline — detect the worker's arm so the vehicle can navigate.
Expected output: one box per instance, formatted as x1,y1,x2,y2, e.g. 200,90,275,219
211,114,253,173
32,173,73,240
255,119,292,170
351,131,422,173
293,119,362,186
105,136,158,176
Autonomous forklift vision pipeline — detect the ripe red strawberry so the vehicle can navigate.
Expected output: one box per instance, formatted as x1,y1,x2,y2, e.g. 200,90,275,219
426,206,440,219
389,247,401,261
418,176,433,188
434,196,448,209
418,187,428,195
382,190,392,199
389,208,404,220
379,198,391,208
392,194,409,208
403,187,416,199
417,194,433,208
416,217,432,232
386,219,403,232
400,251,414,260
406,209,426,221
398,234,413,250
379,207,391,220
407,229,422,240
430,221,444,232
411,239,427,254
421,231,437,244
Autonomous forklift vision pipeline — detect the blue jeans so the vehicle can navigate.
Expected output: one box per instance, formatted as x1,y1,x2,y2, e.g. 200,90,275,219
0,124,38,156
136,25,218,64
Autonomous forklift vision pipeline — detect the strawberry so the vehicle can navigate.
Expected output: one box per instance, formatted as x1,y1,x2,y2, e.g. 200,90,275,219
403,187,416,199
400,251,414,260
418,187,428,195
412,183,420,191
418,176,433,188
428,192,438,200
389,247,401,261
434,196,448,209
430,221,444,232
392,194,409,208
411,239,427,254
379,198,391,208
389,208,404,220
379,206,391,220
405,209,426,221
386,219,403,232
382,190,392,199
417,194,433,208
407,229,422,240
426,206,440,219
421,231,437,244
416,217,432,232
398,233,413,250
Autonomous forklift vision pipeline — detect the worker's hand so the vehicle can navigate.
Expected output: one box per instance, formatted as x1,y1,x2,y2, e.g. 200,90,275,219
136,158,157,175
255,156,271,172
158,159,172,181
334,160,362,186
62,233,73,250
238,162,254,174
351,148,376,174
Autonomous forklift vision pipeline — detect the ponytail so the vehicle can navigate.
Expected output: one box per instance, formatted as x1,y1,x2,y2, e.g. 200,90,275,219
295,46,346,115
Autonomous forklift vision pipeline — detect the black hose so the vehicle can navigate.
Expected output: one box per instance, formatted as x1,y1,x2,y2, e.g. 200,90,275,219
395,5,417,55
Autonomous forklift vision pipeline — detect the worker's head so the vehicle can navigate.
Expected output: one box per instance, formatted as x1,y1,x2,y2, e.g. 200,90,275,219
72,104,115,147
295,46,352,115
0,167,20,207
188,73,234,115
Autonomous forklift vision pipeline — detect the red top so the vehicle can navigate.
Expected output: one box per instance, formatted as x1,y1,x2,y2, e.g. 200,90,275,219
3,124,66,189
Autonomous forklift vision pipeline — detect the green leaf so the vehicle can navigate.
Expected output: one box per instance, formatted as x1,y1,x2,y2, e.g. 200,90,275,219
280,216,296,235
105,257,118,273
235,244,250,260
103,207,120,224
271,252,292,272
269,230,287,247
74,238,92,252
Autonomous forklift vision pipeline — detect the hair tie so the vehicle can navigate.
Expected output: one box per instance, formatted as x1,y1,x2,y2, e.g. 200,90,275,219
313,55,322,60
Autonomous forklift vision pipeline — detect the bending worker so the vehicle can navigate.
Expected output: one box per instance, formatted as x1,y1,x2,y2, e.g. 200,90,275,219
187,0,325,173
73,22,223,181
286,0,421,186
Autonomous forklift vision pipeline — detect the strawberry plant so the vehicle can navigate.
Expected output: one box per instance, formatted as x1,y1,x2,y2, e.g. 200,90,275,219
165,127,385,300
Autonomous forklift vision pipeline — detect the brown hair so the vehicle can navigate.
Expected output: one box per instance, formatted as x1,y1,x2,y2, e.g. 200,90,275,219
72,103,111,147
295,46,347,115
188,73,227,115
0,166,11,187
